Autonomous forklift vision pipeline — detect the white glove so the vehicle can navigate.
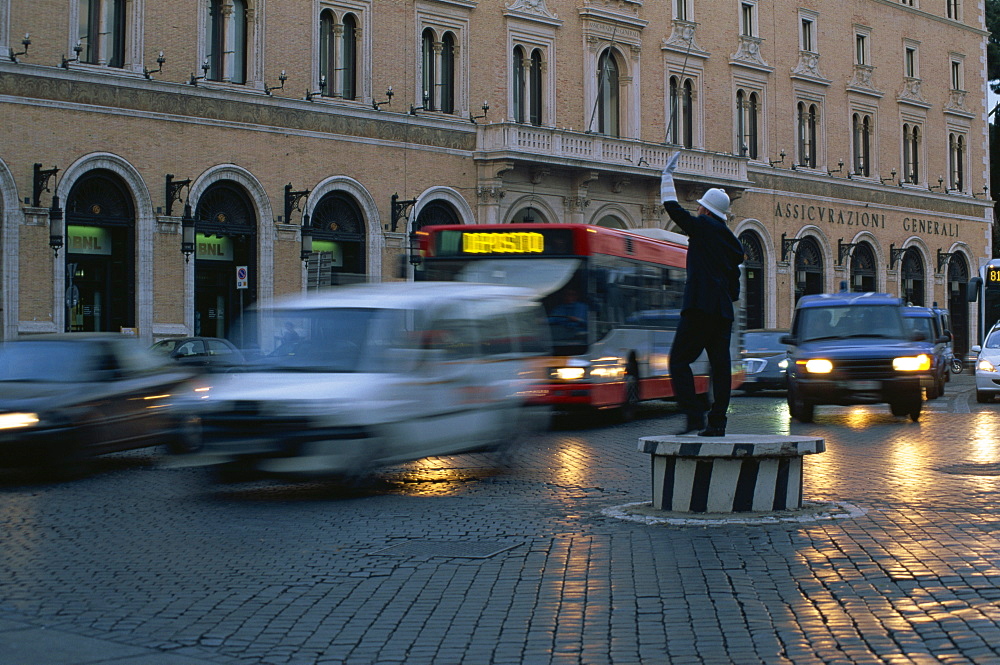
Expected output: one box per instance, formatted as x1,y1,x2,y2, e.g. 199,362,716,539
660,152,680,203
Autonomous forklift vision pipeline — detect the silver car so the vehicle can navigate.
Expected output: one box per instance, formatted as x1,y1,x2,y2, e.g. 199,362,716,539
972,324,1000,403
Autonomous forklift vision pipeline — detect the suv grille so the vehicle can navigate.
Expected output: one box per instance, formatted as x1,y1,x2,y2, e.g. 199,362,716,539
832,358,895,379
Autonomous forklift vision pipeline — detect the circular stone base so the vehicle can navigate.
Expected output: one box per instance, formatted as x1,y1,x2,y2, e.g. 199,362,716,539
601,500,866,526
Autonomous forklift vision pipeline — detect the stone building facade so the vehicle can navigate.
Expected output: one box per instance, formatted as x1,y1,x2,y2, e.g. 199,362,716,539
0,0,992,355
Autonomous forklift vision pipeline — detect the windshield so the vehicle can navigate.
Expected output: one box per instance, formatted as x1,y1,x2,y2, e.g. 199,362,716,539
742,332,788,353
797,305,905,342
986,330,1000,349
0,341,99,382
237,307,419,373
903,317,935,341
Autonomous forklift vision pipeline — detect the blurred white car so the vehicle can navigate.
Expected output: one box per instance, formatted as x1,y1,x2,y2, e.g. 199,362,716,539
972,323,1000,403
172,282,551,479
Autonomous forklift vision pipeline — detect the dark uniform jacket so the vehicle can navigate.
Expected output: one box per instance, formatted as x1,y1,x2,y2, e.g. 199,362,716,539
663,201,745,321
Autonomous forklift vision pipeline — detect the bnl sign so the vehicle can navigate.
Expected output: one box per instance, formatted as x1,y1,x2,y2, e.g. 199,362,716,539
236,266,248,290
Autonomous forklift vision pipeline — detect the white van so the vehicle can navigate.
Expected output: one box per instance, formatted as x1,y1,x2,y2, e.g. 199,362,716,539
174,282,551,479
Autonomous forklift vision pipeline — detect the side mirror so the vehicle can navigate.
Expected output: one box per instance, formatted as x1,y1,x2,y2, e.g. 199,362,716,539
936,335,950,344
779,334,795,346
972,345,982,353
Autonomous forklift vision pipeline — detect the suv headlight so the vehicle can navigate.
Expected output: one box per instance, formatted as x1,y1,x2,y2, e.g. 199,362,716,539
799,358,833,374
0,412,40,429
893,354,931,371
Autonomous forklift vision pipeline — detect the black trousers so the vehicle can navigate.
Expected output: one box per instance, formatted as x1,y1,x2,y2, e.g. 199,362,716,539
669,309,734,424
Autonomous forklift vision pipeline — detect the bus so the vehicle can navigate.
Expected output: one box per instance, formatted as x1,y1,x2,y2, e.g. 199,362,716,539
413,223,744,418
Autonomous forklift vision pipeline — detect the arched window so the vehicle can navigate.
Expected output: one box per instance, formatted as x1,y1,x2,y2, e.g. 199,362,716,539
319,10,335,95
852,113,871,177
668,76,694,148
949,133,965,191
903,124,921,184
512,46,526,123
849,242,877,292
900,248,925,306
440,32,455,114
597,49,620,136
306,191,367,288
529,49,543,126
738,230,764,329
421,29,436,110
340,14,358,100
947,254,970,358
736,90,759,159
793,237,823,304
797,102,817,168
78,0,125,67
415,200,460,231
206,0,247,84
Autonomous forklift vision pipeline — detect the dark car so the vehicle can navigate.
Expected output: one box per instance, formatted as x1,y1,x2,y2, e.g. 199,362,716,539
0,333,200,476
782,293,931,422
740,329,789,393
150,336,245,372
901,306,950,399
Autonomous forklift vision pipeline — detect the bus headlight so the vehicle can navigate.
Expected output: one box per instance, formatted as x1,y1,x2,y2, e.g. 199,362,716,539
553,367,586,381
800,358,833,374
893,354,931,372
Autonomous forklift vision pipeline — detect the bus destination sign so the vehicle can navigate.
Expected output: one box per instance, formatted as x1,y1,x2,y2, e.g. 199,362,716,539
463,232,544,254
431,228,576,257
988,266,1000,284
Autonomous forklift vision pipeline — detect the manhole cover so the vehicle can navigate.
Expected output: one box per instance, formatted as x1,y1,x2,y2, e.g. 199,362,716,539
938,462,1000,476
370,540,521,559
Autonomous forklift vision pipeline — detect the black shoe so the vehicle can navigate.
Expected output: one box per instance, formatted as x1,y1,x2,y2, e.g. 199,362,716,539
698,426,726,437
675,417,706,436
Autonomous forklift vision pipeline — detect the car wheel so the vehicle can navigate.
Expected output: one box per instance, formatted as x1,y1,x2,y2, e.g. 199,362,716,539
168,415,202,455
617,370,640,422
937,373,946,397
908,399,922,422
977,390,992,404
926,381,939,401
787,385,813,423
889,400,908,417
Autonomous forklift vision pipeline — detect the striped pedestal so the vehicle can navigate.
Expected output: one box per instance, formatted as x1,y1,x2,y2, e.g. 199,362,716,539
638,435,825,513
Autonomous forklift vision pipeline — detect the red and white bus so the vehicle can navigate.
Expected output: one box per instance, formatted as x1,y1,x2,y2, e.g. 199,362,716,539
414,223,744,417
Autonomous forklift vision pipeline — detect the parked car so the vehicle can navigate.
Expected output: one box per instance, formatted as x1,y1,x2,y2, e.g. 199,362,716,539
901,306,950,399
150,336,245,373
739,329,789,393
0,333,200,477
782,293,931,422
971,323,1000,403
171,282,552,480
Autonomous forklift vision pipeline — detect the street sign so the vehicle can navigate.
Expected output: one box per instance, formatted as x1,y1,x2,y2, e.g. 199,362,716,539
236,265,248,290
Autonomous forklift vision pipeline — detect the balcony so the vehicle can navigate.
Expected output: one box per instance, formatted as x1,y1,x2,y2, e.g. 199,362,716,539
474,122,750,188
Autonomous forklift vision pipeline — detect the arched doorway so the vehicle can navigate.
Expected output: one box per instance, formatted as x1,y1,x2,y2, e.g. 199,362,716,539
306,191,366,288
194,181,257,338
900,248,925,306
793,237,823,304
738,230,764,329
64,169,135,332
946,254,970,358
849,242,877,292
415,200,460,230
595,215,626,229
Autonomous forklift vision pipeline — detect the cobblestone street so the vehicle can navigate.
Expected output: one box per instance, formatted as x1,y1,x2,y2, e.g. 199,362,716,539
2,374,1000,664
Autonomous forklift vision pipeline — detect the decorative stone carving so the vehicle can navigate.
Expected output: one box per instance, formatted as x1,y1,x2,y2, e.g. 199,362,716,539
664,19,703,53
792,51,826,81
848,64,882,96
505,0,556,19
477,186,506,203
732,35,768,68
897,77,928,105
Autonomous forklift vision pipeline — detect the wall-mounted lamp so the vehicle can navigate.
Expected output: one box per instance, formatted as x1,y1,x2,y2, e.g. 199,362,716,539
929,176,944,192
410,90,430,115
284,184,311,225
879,169,897,185
10,33,30,63
265,70,287,96
189,60,210,85
780,232,802,262
937,248,954,273
181,203,196,261
827,160,844,176
305,75,327,101
769,150,786,167
408,229,424,266
837,238,857,267
888,243,906,270
391,193,417,232
300,214,313,261
469,101,490,124
974,185,990,199
33,163,60,207
61,41,82,69
165,174,192,217
143,51,165,79
48,195,63,257
372,86,393,110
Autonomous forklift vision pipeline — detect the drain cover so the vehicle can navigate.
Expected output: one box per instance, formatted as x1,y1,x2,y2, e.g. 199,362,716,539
371,540,521,559
938,462,1000,476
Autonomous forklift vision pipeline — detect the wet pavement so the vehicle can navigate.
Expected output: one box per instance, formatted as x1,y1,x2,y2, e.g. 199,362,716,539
1,373,1000,664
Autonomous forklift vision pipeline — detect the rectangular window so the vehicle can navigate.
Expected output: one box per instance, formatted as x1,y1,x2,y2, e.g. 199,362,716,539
674,0,688,21
855,34,868,66
951,60,962,90
905,47,916,78
741,3,755,37
947,0,960,19
801,19,813,52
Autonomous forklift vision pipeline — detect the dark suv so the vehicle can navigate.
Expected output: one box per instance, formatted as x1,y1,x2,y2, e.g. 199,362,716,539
901,306,950,399
782,293,931,422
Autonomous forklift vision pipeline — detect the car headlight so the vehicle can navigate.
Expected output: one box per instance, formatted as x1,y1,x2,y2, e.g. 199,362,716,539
799,358,833,374
977,358,997,373
0,412,40,429
553,367,586,381
893,354,931,372
777,358,789,370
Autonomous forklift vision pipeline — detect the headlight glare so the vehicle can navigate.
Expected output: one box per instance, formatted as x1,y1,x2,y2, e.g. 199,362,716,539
893,354,931,371
803,358,833,374
0,412,40,429
977,358,997,373
554,367,586,381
